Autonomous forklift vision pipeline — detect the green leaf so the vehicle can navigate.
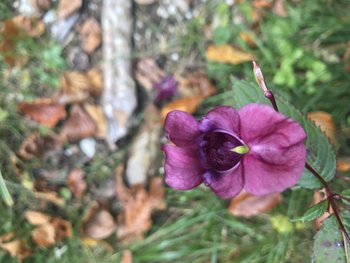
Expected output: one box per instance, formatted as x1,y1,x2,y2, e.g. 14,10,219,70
291,200,328,223
230,78,336,189
313,212,350,263
0,169,13,207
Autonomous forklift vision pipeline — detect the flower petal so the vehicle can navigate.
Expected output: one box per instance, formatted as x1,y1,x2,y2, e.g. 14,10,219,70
199,106,240,134
238,103,306,147
162,145,203,190
239,103,307,195
164,110,200,146
243,146,306,195
203,165,244,199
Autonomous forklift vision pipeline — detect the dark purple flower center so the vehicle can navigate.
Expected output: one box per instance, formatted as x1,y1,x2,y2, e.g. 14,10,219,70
200,131,244,171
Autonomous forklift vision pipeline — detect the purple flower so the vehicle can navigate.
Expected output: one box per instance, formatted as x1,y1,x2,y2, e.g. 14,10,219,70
162,103,307,199
154,75,177,104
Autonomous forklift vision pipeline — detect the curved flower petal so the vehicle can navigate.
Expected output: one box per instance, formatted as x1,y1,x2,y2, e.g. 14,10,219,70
239,103,307,195
164,110,200,147
199,106,240,134
203,165,244,199
162,145,203,190
243,146,306,195
238,103,306,147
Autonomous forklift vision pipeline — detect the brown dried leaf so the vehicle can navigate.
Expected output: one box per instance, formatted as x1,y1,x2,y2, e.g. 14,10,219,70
83,209,116,240
228,191,282,218
31,223,56,247
86,68,103,96
12,15,45,37
135,59,166,90
79,18,102,54
59,104,97,141
0,239,31,260
161,96,201,120
50,217,72,241
0,19,26,67
18,133,59,160
25,210,50,225
178,70,216,99
57,0,82,19
307,111,336,145
17,98,66,128
115,171,166,244
56,70,102,104
206,44,254,65
83,104,107,139
67,168,87,198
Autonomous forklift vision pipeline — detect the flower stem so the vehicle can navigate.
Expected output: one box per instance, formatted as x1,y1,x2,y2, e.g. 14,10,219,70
253,61,350,244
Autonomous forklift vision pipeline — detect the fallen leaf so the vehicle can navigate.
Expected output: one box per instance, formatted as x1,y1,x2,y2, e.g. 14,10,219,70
50,217,72,242
59,104,97,141
252,0,273,8
178,70,216,98
161,96,201,120
31,223,56,247
0,19,26,67
337,158,350,172
115,168,166,243
83,208,116,240
57,0,82,19
12,15,45,37
17,98,66,128
35,0,51,11
228,191,282,217
121,250,133,263
56,70,102,104
18,133,60,160
79,18,102,54
135,58,166,91
83,104,107,139
86,68,103,96
0,239,31,260
25,210,51,225
67,168,87,198
307,111,336,145
206,44,254,65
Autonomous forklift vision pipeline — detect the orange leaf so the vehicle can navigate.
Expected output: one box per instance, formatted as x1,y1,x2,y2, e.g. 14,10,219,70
206,44,254,65
67,168,87,198
228,191,282,218
17,98,66,128
337,158,350,172
307,111,336,145
161,96,201,120
31,223,56,247
83,104,107,139
79,18,102,54
25,210,51,225
12,16,45,37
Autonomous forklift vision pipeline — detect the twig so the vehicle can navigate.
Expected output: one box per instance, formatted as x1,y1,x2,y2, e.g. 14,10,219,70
253,61,350,244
